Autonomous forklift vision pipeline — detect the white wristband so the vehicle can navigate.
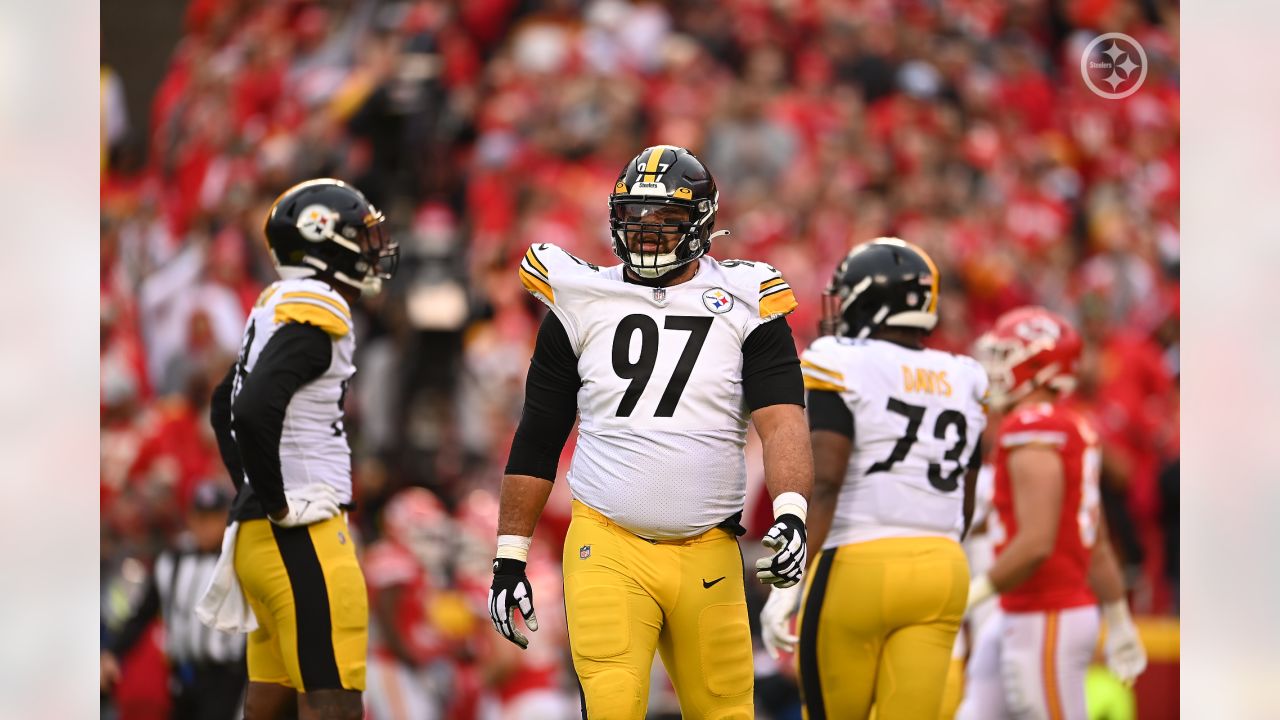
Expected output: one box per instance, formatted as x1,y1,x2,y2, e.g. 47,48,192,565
968,574,996,609
496,534,532,563
772,492,808,524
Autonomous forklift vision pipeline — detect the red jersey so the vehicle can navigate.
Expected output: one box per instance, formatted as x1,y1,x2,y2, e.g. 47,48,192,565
363,540,451,664
991,401,1101,612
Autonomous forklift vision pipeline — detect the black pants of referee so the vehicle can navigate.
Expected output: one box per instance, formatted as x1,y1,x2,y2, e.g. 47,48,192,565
170,660,247,720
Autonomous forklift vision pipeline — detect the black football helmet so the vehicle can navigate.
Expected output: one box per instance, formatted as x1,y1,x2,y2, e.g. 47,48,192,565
263,179,399,296
820,237,940,338
608,145,727,279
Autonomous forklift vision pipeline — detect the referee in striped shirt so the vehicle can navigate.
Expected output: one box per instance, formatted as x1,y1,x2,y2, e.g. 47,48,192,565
102,482,247,719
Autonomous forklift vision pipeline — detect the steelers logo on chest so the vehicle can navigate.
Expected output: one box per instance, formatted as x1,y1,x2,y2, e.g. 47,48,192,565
702,287,734,314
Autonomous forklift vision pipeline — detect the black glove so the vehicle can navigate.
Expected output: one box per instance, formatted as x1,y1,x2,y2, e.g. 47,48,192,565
488,558,539,649
755,513,807,588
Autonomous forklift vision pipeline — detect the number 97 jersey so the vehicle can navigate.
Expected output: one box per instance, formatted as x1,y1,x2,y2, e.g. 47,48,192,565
801,336,989,547
518,243,799,541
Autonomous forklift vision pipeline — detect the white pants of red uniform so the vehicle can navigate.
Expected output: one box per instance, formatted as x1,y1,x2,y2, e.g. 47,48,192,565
957,604,1099,720
364,655,443,720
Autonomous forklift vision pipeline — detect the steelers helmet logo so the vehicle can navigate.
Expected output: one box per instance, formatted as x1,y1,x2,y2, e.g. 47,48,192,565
297,204,339,242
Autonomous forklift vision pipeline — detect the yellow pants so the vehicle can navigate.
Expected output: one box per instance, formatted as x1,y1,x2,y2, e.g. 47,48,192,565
797,537,968,720
562,500,753,720
234,515,368,692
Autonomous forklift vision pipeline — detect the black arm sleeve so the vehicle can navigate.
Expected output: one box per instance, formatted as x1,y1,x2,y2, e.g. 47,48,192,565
807,389,854,438
109,571,161,657
969,437,985,470
210,363,245,490
741,317,804,410
505,312,581,481
231,323,332,515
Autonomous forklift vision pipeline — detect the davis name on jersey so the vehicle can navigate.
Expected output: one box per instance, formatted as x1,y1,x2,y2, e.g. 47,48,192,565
801,336,989,547
990,401,1101,612
231,277,356,503
519,243,797,540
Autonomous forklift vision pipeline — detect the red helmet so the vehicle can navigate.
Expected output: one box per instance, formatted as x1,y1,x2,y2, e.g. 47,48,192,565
382,487,448,548
974,306,1082,411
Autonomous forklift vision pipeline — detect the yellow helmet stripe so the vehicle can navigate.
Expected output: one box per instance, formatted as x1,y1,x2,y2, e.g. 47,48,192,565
642,147,665,183
903,240,940,313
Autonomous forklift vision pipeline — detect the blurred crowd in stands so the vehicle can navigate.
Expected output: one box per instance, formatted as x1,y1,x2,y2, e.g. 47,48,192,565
101,0,1179,716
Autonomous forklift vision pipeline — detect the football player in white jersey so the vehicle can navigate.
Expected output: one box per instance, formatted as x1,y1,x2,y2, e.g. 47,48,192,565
486,145,813,719
206,179,398,720
759,238,988,719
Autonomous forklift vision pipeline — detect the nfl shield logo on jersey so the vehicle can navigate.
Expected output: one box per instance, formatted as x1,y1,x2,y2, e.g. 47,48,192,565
703,287,734,314
579,545,592,560
652,287,666,304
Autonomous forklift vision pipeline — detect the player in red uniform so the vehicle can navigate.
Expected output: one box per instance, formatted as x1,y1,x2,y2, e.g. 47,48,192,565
363,488,458,720
958,307,1147,720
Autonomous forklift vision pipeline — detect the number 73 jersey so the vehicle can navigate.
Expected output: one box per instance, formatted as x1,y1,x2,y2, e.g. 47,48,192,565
801,336,989,547
519,243,799,540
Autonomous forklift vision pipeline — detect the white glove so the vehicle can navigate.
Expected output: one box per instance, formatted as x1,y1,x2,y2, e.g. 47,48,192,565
1102,601,1147,685
760,583,803,659
269,484,341,527
966,574,996,614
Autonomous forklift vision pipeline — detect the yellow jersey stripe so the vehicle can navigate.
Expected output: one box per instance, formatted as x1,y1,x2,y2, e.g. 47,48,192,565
760,277,787,292
643,147,664,183
800,359,845,381
803,375,847,393
281,291,352,319
525,247,550,278
519,267,556,304
759,288,798,318
275,302,350,338
760,283,792,299
254,286,280,308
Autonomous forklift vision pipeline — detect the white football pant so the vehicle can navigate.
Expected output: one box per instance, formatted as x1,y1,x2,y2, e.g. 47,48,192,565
957,604,1099,720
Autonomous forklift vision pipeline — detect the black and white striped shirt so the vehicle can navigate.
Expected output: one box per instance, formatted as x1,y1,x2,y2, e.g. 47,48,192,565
112,543,245,665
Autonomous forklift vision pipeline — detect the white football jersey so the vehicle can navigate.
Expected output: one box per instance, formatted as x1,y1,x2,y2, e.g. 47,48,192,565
802,336,988,547
230,278,356,503
519,243,799,540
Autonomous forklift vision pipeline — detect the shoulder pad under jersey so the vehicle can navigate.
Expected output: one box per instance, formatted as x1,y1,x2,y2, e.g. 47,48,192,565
517,243,602,309
268,279,352,338
716,258,798,321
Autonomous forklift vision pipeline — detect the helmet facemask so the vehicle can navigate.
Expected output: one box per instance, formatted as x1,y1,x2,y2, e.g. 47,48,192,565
610,191,718,279
334,209,399,297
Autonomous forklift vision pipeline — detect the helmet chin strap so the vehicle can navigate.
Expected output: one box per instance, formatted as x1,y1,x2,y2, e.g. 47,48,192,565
332,269,383,297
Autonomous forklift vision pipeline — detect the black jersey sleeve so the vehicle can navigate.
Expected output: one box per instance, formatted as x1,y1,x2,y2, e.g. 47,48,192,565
230,322,333,515
209,363,245,491
807,389,854,438
505,312,581,481
742,316,804,411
